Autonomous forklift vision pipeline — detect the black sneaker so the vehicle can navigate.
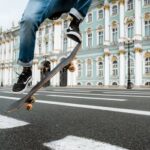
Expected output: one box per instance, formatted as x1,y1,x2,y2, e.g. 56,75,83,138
66,14,82,43
12,67,32,93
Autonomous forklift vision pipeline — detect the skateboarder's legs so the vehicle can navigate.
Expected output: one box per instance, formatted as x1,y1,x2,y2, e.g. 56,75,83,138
13,0,92,93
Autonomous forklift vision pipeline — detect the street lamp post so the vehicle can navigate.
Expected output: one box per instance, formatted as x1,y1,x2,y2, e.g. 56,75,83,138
124,39,134,89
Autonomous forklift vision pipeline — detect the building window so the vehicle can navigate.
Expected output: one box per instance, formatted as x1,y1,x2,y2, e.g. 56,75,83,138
63,38,67,50
128,23,134,38
98,10,103,19
46,42,48,51
112,60,118,76
64,20,68,29
87,59,92,77
112,28,118,43
145,57,150,74
130,59,134,76
98,60,103,77
112,5,118,15
39,28,42,36
87,13,92,23
98,31,103,45
112,82,118,86
144,0,150,5
98,82,103,86
145,82,150,86
87,33,92,48
45,26,49,34
128,0,133,10
87,82,91,86
145,20,150,36
78,62,81,78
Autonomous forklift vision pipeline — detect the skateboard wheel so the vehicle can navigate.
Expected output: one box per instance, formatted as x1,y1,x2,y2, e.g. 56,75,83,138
68,63,75,72
26,104,32,111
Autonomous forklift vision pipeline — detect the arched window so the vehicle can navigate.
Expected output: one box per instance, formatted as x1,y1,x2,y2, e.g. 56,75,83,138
87,13,92,23
130,59,135,76
144,0,150,6
63,38,67,50
145,82,150,86
87,82,91,86
128,0,133,11
112,82,118,86
112,60,118,76
97,58,103,77
145,20,150,37
112,5,118,15
145,57,150,74
87,59,92,77
77,60,82,78
128,23,134,38
98,82,103,86
77,82,81,86
87,29,93,48
98,10,103,19
64,20,68,29
112,27,118,43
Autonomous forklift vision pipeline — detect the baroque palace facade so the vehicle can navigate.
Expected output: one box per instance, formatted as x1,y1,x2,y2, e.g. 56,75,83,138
0,0,150,87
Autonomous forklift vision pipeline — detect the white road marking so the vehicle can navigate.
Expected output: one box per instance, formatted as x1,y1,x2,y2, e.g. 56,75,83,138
40,90,91,93
104,91,150,95
0,115,29,129
1,95,150,116
0,91,39,95
45,91,150,98
44,135,128,150
47,94,126,101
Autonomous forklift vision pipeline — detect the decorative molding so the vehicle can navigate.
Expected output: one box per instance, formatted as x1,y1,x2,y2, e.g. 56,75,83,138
119,49,126,55
134,47,142,53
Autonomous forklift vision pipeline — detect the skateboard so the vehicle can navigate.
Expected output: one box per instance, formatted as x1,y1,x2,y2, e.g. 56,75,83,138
7,42,81,112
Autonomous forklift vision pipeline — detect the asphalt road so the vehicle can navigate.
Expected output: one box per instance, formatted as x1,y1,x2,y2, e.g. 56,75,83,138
0,87,150,150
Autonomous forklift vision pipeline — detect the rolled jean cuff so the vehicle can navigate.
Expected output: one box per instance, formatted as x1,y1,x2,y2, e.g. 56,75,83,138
69,8,84,20
17,60,33,67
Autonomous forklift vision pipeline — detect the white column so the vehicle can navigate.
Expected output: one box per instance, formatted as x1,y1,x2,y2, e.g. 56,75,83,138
32,64,35,85
104,3,110,44
134,0,142,40
104,3,110,86
104,53,110,86
119,0,125,41
135,48,142,86
119,51,126,86
54,21,62,53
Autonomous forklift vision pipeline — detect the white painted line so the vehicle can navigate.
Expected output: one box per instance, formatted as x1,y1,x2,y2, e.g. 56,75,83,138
1,95,150,116
104,91,150,95
47,94,126,101
44,135,128,150
0,115,29,129
39,90,91,93
45,91,150,98
1,91,39,95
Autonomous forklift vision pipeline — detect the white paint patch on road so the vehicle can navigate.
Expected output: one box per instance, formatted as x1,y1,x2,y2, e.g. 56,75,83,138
44,135,128,150
45,91,150,98
47,94,126,101
0,115,29,129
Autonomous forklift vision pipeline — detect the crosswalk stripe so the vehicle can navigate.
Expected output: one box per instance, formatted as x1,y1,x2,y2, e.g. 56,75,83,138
44,135,128,150
0,115,29,129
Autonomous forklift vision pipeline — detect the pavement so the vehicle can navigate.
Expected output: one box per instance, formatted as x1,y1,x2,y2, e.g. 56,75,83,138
0,87,150,150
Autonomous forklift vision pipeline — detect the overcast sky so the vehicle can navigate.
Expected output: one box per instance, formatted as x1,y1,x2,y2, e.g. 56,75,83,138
0,0,28,30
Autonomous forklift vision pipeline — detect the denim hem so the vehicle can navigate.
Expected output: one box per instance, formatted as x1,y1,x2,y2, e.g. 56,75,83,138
17,60,33,67
69,8,84,20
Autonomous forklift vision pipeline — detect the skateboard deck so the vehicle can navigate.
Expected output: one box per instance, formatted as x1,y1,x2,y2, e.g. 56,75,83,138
7,43,81,112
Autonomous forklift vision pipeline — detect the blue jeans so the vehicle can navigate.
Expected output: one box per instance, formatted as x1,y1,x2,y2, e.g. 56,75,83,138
18,0,92,67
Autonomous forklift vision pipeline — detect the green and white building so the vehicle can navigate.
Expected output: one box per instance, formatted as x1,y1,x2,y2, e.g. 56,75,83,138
0,0,150,87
